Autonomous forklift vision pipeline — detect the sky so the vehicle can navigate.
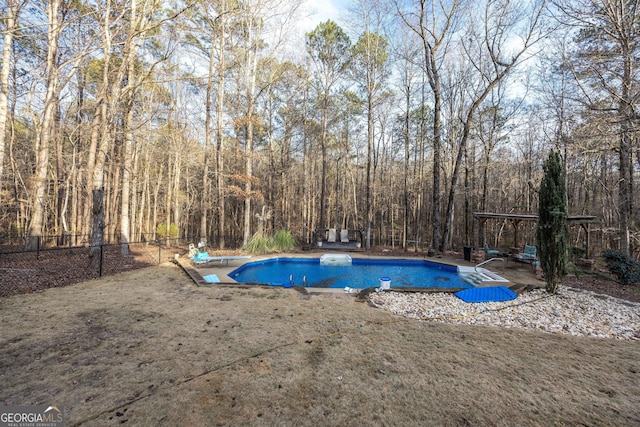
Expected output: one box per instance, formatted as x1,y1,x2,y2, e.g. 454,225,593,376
298,0,349,32
279,0,350,61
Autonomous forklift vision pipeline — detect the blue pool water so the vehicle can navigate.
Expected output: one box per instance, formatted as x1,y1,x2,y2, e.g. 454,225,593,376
228,257,473,289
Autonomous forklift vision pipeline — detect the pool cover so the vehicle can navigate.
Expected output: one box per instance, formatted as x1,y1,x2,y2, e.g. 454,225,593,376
454,286,517,303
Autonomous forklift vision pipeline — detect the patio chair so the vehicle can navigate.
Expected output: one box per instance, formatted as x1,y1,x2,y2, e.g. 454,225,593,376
188,243,198,258
340,229,349,243
483,243,500,257
327,228,337,243
513,244,537,268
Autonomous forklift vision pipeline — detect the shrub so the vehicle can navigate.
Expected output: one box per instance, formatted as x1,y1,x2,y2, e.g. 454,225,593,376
272,229,296,252
244,233,272,255
602,249,640,285
571,246,586,260
243,229,297,254
156,223,179,239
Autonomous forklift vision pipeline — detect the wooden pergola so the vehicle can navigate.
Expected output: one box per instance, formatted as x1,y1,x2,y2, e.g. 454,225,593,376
473,212,598,258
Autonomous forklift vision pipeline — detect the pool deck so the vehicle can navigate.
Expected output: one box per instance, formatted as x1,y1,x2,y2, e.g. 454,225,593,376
176,250,545,295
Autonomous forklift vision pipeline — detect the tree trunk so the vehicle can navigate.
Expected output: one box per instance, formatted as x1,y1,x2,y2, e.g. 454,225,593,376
431,80,442,251
618,41,634,254
216,9,226,249
243,113,254,245
120,97,135,255
172,149,182,240
365,97,374,249
0,0,20,198
319,106,328,228
201,34,215,245
54,99,65,245
106,138,120,242
242,16,261,247
27,0,62,249
91,188,105,249
89,110,112,250
403,83,410,251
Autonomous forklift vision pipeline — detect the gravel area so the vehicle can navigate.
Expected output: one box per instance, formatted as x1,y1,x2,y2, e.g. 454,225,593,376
368,285,640,340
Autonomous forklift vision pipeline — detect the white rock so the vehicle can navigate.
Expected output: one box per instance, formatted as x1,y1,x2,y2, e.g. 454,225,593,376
368,285,640,340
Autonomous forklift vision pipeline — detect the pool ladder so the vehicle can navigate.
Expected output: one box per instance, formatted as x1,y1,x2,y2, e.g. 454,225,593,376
289,275,307,287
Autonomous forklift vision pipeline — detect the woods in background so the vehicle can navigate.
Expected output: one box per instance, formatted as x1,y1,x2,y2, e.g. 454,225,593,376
0,0,638,257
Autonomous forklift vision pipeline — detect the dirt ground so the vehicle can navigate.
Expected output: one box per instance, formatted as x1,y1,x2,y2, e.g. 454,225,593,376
1,260,639,426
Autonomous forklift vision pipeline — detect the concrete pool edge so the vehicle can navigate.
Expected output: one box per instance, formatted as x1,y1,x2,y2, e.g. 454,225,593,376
178,252,527,295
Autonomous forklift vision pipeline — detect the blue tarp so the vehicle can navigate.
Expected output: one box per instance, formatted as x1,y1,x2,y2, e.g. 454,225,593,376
203,274,220,283
454,286,517,303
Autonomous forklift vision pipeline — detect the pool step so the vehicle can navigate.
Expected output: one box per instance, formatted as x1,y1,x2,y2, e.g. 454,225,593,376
460,272,486,286
460,271,509,287
457,265,510,287
481,270,506,281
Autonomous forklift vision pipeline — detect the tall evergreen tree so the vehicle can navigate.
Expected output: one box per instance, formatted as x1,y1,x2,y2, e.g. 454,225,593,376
306,20,351,229
351,31,390,249
537,151,570,294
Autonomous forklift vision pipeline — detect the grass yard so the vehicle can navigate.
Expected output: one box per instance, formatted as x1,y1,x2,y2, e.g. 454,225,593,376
1,263,638,426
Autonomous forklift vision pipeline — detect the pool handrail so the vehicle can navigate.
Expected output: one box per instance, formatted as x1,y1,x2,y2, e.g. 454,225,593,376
475,257,505,272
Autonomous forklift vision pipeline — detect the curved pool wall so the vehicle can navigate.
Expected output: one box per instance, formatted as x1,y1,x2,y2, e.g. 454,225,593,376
228,257,477,289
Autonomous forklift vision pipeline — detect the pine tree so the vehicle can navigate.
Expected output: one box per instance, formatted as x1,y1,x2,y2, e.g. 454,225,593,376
536,151,570,294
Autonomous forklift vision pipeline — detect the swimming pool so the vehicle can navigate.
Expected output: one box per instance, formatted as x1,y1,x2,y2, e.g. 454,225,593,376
228,256,478,289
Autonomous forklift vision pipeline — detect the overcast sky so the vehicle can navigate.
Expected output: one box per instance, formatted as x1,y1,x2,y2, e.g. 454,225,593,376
298,0,350,31
278,0,351,60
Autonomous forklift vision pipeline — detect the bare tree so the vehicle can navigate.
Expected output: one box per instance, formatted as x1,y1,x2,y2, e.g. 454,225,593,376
82,0,126,245
396,0,461,253
306,20,351,230
438,0,547,251
184,0,234,247
119,0,165,255
27,0,88,249
351,31,391,248
390,31,422,251
0,0,27,198
553,0,640,254
215,6,228,248
233,0,300,246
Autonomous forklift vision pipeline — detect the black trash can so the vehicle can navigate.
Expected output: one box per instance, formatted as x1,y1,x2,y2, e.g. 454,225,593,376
463,245,475,261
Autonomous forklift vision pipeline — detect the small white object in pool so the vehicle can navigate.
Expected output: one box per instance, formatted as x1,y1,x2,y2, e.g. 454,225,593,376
320,253,352,266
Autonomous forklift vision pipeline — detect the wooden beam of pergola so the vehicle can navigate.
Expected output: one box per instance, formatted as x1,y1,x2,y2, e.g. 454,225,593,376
473,212,598,258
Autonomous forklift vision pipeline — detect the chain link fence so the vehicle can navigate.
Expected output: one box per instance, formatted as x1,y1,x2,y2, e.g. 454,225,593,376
0,237,191,298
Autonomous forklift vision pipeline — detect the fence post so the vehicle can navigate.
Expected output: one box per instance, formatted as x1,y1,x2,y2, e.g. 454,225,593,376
158,240,161,264
37,236,40,260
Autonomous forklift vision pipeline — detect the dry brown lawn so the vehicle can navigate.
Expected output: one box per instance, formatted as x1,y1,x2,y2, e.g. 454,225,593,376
1,263,638,426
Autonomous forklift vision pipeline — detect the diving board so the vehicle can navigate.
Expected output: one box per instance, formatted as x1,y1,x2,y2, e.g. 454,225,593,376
191,253,251,266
